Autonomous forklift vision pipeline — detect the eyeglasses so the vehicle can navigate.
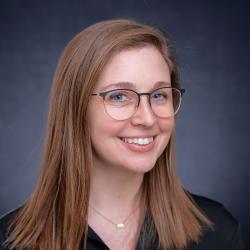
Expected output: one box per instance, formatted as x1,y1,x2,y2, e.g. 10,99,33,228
91,87,185,121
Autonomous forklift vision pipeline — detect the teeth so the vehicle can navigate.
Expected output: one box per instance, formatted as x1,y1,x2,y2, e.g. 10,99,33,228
122,137,154,145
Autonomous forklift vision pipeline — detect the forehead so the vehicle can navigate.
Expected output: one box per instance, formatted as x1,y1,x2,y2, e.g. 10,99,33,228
95,45,171,91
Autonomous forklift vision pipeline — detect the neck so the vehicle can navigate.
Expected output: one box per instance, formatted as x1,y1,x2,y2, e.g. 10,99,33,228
89,161,144,217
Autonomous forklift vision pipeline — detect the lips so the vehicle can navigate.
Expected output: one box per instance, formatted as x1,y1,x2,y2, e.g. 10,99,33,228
119,136,156,153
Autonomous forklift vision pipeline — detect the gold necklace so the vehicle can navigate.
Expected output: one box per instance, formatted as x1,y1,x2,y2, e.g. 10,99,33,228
90,204,138,229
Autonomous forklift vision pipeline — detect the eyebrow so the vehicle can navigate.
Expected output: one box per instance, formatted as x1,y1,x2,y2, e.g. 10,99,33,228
100,81,171,91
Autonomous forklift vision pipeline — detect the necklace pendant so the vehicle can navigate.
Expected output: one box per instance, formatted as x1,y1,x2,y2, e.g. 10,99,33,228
116,223,125,228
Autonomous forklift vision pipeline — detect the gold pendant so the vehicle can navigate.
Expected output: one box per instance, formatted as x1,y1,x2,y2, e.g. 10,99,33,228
116,223,125,228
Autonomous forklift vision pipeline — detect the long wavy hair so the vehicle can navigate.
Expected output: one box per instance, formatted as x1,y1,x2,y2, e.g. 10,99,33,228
4,19,212,250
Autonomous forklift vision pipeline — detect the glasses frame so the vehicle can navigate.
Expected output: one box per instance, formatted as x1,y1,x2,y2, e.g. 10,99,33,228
91,87,185,120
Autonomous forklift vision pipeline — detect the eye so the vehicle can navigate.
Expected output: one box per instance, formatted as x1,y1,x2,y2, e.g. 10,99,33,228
109,91,129,101
151,92,168,101
151,88,172,103
105,90,135,106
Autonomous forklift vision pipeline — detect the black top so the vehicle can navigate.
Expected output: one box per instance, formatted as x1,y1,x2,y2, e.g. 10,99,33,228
0,194,246,250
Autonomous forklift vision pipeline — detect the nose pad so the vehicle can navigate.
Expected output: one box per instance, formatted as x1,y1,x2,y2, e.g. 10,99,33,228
131,96,156,126
137,95,152,112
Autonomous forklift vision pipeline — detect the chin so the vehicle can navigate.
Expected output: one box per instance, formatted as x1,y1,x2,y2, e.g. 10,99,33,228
120,157,157,174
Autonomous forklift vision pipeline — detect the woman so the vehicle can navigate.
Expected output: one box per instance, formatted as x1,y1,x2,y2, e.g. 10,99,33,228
0,19,246,250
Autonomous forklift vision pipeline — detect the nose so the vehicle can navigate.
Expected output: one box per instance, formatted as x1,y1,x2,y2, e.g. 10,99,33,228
130,96,156,127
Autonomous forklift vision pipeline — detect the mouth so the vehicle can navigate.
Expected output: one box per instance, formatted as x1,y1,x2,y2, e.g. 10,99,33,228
120,137,154,146
118,136,156,153
119,136,155,146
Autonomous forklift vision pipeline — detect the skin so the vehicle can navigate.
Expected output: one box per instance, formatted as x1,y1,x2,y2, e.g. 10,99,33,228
87,45,175,249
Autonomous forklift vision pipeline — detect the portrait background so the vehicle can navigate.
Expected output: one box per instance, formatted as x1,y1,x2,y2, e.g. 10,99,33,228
0,0,249,247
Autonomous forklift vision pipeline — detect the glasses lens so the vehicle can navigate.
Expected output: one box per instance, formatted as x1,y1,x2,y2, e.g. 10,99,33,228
150,88,182,118
104,89,137,120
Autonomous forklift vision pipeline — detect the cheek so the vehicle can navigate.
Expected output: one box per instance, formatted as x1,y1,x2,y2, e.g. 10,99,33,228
88,104,125,145
159,117,175,134
158,117,175,146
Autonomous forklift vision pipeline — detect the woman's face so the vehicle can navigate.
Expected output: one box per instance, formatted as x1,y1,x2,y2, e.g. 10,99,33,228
88,45,175,173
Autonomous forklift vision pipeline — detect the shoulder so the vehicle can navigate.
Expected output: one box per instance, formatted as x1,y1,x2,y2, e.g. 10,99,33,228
189,194,246,249
191,193,238,228
0,208,21,250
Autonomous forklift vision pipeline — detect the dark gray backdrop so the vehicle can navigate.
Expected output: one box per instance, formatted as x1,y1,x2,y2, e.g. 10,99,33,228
1,0,249,247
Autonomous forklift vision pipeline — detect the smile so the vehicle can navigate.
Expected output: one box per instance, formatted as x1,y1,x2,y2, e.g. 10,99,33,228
119,136,155,153
121,137,154,145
